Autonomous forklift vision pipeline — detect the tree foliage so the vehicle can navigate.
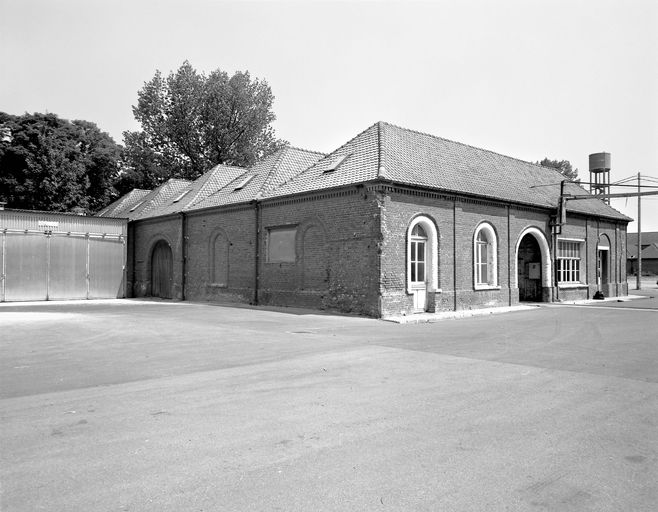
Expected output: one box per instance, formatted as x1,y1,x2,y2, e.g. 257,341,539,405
0,112,122,213
121,61,286,190
538,157,579,181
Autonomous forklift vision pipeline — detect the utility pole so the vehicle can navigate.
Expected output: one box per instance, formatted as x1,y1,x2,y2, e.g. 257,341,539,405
558,175,658,292
637,172,642,290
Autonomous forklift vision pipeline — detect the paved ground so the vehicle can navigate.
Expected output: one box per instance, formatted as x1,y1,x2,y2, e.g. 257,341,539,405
1,295,657,511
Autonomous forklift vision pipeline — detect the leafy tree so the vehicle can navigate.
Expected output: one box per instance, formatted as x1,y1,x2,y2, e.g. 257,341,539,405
122,61,286,188
0,112,122,213
538,158,579,181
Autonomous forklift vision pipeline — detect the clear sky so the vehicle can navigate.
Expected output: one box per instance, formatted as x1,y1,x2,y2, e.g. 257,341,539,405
1,0,656,231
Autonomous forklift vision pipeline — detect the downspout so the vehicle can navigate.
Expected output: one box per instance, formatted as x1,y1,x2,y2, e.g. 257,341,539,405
453,199,457,311
253,196,262,305
507,204,512,306
614,222,619,297
585,218,590,299
180,212,187,301
128,221,136,298
552,227,558,302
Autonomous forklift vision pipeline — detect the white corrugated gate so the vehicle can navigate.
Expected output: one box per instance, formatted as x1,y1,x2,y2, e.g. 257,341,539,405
0,209,127,302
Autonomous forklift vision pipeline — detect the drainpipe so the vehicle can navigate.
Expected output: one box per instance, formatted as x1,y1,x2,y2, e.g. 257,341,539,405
128,222,136,298
253,196,262,305
507,204,512,306
552,227,558,303
180,212,187,301
453,199,457,311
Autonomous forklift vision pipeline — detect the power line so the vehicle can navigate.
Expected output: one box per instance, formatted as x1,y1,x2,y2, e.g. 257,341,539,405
583,182,658,189
531,181,658,189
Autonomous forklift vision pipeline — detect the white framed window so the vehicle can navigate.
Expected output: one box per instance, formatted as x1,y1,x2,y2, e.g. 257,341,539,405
410,224,427,284
406,216,439,294
557,239,583,284
473,223,498,288
266,226,297,263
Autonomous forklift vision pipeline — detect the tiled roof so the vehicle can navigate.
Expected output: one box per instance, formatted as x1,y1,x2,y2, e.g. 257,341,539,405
189,146,324,211
140,164,245,219
98,122,632,223
627,233,658,258
125,179,191,220
266,124,380,199
96,189,150,218
641,243,658,259
269,122,630,221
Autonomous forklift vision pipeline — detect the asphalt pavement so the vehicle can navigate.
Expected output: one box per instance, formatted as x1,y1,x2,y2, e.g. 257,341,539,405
1,296,656,511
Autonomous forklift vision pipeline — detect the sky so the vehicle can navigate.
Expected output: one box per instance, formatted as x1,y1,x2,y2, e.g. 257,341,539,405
1,0,657,231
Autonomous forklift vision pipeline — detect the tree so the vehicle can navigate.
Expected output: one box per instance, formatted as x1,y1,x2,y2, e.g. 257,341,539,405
0,112,122,213
538,158,579,181
122,61,286,188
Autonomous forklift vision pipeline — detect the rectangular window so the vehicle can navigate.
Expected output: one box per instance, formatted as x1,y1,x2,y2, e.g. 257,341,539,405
557,240,582,283
267,227,296,263
476,241,489,285
411,240,425,283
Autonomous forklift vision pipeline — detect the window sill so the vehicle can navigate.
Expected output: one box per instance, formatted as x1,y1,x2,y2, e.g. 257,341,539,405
406,288,442,294
207,283,227,289
558,283,588,289
474,285,501,291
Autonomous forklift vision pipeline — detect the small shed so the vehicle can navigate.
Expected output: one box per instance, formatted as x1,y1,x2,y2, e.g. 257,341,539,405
0,207,127,301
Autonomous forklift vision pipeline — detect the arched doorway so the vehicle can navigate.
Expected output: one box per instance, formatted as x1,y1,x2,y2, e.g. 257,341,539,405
151,240,173,299
517,234,543,301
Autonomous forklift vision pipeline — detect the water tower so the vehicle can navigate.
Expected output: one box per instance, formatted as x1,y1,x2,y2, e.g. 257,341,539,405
589,152,611,204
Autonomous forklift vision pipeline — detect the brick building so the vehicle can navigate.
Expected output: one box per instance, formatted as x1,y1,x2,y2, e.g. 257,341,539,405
99,122,631,317
627,231,658,275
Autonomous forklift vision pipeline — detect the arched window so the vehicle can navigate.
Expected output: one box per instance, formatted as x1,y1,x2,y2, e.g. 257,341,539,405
406,216,439,296
473,223,498,288
410,224,427,285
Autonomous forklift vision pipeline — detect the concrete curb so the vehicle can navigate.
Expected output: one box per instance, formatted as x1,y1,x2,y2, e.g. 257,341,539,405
549,294,649,306
382,305,539,324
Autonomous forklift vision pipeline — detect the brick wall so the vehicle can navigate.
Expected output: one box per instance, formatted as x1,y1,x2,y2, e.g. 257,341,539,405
380,190,518,316
378,187,627,315
126,183,629,316
185,205,257,304
258,188,381,316
131,215,183,299
171,188,382,317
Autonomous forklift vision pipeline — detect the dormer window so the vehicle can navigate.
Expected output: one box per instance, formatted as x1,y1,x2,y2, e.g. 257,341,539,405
129,200,145,212
233,175,255,191
172,190,190,203
323,154,350,173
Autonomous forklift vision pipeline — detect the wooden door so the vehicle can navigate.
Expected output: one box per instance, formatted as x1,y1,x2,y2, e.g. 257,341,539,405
151,240,173,299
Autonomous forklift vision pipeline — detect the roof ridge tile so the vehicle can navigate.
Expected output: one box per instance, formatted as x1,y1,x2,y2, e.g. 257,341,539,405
380,121,565,177
260,147,289,192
